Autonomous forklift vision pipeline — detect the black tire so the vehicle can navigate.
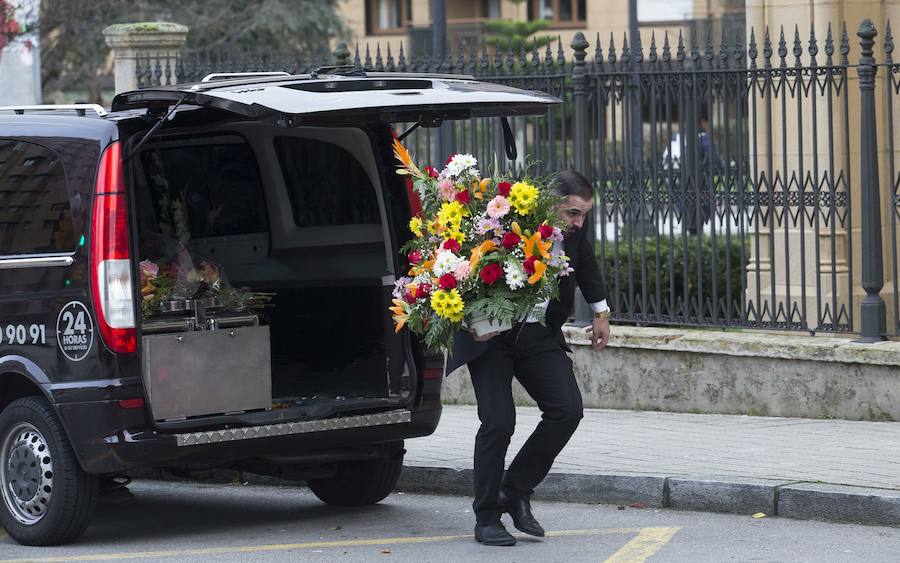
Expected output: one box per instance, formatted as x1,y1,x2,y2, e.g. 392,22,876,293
0,396,99,546
307,443,404,506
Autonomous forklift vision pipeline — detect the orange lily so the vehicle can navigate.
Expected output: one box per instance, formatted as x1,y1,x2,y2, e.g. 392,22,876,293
527,260,547,285
522,232,552,260
469,239,497,270
389,299,409,333
473,178,491,200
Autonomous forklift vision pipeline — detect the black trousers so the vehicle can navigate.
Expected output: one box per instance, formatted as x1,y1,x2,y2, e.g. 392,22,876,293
467,323,584,524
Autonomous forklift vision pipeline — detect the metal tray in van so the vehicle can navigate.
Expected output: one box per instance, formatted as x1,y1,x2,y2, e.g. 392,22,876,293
141,326,271,421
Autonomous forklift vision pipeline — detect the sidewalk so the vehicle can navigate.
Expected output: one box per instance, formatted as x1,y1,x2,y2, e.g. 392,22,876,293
398,406,900,526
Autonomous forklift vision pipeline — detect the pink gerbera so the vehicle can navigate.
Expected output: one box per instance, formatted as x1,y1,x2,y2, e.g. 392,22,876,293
486,195,510,220
438,179,456,202
453,261,471,282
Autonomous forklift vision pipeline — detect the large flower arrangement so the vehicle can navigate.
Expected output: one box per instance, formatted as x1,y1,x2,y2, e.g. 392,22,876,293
389,140,572,352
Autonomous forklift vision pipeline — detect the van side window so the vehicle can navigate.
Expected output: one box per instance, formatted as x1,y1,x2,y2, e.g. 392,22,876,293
275,137,380,227
0,140,75,255
140,137,268,238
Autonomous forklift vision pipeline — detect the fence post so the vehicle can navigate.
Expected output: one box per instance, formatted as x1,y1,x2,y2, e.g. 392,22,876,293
570,32,595,324
103,23,188,93
333,42,351,66
571,32,590,178
857,19,887,342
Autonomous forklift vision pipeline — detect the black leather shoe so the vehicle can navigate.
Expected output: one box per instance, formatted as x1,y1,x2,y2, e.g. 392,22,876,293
474,521,516,546
499,490,545,537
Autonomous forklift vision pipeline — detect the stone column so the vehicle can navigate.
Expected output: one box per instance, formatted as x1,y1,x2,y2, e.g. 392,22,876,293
744,0,900,334
103,22,188,94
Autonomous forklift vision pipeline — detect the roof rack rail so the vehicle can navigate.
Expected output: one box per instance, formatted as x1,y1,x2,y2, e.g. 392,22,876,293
0,104,108,117
201,71,290,83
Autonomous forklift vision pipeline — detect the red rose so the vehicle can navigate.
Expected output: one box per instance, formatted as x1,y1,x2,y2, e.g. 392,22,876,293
523,256,538,275
404,291,417,304
408,250,423,263
538,224,554,240
417,283,432,298
438,273,457,290
442,239,461,253
501,232,521,250
497,182,512,197
424,166,439,178
455,189,471,205
445,153,458,165
480,263,503,286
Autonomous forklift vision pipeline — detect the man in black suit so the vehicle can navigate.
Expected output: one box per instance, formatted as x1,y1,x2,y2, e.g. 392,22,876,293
446,170,611,546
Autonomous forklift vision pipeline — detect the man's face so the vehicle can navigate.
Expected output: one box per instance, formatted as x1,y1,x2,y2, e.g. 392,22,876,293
557,195,593,232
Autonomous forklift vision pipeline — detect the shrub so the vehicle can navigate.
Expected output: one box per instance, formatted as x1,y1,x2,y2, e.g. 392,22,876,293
597,233,748,323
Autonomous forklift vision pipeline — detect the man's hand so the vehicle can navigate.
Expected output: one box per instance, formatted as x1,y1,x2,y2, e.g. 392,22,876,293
585,318,610,351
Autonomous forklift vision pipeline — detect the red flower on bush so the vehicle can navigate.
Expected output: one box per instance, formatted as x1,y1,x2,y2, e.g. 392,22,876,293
442,239,461,253
480,263,503,286
408,250,423,264
417,283,432,298
438,274,457,290
497,182,512,197
501,232,521,250
455,189,471,205
523,256,538,275
424,166,439,178
538,224,554,240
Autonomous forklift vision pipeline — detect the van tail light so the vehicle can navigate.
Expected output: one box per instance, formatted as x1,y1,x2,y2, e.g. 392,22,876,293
90,142,136,355
422,351,444,380
422,368,443,381
117,398,145,409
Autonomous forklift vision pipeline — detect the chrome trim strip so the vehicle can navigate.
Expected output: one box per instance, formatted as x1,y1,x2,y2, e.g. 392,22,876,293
0,104,107,117
174,409,412,447
0,254,75,269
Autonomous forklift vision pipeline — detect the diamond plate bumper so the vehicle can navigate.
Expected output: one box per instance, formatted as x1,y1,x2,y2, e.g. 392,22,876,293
175,409,413,447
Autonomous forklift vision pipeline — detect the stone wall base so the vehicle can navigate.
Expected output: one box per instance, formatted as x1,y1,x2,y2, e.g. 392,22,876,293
442,326,900,421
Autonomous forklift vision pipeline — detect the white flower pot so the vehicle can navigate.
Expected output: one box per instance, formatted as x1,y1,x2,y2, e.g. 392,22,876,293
469,313,512,337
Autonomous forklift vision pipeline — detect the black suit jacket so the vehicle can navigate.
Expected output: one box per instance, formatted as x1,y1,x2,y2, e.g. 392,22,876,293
445,225,608,375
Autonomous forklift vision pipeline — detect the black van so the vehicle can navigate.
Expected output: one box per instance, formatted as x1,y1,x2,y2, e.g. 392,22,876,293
0,72,556,545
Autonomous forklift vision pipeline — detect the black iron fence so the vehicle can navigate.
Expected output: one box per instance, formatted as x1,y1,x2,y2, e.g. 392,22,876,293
134,20,900,339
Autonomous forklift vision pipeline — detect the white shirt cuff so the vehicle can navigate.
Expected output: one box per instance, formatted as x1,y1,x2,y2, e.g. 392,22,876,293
589,299,609,313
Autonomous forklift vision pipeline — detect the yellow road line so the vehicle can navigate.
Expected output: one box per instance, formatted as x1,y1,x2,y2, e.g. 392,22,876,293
0,527,648,562
604,527,681,563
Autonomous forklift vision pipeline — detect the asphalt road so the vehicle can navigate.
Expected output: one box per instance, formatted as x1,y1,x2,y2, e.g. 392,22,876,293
1,480,898,562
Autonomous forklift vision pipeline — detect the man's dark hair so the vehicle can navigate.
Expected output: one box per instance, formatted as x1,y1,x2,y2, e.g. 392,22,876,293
555,169,594,200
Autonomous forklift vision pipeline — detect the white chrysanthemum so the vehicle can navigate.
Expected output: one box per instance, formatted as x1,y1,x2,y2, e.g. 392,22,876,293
444,153,478,177
433,250,465,276
504,260,526,290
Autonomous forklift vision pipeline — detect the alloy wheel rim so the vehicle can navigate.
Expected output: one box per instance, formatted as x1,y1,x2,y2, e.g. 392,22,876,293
1,422,53,525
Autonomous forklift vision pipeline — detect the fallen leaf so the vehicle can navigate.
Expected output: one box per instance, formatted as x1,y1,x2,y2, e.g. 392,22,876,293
328,526,342,531
382,549,392,554
752,512,767,519
617,505,626,510
628,502,646,509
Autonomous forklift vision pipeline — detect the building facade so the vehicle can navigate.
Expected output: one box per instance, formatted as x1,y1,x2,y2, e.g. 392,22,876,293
338,0,745,56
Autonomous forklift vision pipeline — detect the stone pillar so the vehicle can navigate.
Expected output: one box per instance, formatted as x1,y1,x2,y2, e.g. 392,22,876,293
103,22,188,94
744,0,900,334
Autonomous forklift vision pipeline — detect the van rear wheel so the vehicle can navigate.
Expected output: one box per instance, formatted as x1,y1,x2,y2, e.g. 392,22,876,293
0,396,98,546
307,443,404,506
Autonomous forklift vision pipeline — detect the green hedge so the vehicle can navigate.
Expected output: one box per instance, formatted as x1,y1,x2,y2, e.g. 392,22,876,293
597,234,748,321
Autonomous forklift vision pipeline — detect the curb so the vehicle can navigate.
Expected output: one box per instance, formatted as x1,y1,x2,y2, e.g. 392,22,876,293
129,466,900,527
396,466,900,527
